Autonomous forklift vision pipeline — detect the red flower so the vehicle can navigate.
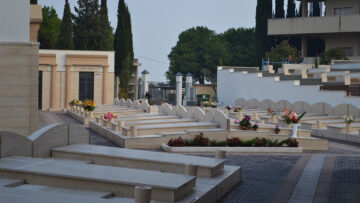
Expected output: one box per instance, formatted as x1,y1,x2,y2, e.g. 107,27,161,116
292,117,297,123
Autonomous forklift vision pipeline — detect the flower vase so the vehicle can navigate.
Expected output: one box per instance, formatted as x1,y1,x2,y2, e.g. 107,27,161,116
346,123,352,133
291,123,298,138
225,109,229,115
89,111,94,119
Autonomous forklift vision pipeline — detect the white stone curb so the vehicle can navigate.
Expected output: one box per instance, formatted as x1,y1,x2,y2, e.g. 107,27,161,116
161,144,303,153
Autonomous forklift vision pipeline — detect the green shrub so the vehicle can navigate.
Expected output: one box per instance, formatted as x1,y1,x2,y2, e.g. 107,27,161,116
227,137,242,147
192,133,210,146
254,138,267,147
320,48,349,65
285,138,299,147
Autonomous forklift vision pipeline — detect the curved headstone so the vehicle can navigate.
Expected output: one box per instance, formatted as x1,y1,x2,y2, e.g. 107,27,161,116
28,123,68,158
126,99,133,108
214,109,227,129
177,105,187,118
140,101,150,112
119,98,126,106
194,107,205,121
0,131,32,157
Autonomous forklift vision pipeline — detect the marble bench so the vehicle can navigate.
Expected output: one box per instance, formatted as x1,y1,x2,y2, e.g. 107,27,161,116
327,123,360,133
52,144,225,178
122,122,218,136
0,156,196,202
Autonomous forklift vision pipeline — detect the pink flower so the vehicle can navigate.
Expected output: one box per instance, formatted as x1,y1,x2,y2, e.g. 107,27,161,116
276,125,280,128
234,120,240,124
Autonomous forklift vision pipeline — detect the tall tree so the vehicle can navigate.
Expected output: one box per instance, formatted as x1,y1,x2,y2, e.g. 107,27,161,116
313,2,321,16
114,0,134,98
166,27,228,93
255,0,273,66
275,0,285,18
30,0,37,4
219,28,256,67
98,0,114,50
73,0,102,50
286,0,296,18
38,6,61,49
57,0,74,50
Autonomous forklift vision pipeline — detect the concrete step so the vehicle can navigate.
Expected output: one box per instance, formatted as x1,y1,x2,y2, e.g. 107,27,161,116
0,178,24,187
0,187,131,203
122,122,218,136
117,115,179,122
116,113,165,118
52,144,225,178
0,156,196,202
124,119,197,126
14,184,112,198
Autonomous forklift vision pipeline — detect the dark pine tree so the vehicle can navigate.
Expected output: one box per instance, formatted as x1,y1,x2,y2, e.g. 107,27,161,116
98,0,114,50
73,0,102,50
286,0,296,18
30,0,37,4
114,0,134,98
313,2,321,16
255,0,273,67
57,0,74,50
275,0,285,18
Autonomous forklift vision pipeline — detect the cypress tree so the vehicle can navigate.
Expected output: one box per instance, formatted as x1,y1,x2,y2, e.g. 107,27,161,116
255,0,273,66
313,2,321,16
286,0,296,18
30,0,37,4
114,0,134,98
73,0,101,50
275,0,285,18
98,0,114,50
57,0,74,50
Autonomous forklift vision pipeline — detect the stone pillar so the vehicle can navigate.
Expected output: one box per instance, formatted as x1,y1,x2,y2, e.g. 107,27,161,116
321,73,328,82
131,125,137,137
65,65,72,108
50,65,57,110
215,150,226,159
301,36,307,57
183,73,193,106
141,70,149,98
102,65,109,104
302,0,308,17
176,72,183,106
134,185,152,203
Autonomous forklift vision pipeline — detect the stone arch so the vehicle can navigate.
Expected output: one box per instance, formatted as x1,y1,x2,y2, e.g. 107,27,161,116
0,131,32,158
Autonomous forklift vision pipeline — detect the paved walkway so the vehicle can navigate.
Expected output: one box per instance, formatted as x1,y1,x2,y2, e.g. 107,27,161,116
39,111,360,202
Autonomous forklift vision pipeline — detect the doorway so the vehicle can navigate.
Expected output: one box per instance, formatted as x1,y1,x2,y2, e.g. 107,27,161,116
79,72,94,101
38,71,42,109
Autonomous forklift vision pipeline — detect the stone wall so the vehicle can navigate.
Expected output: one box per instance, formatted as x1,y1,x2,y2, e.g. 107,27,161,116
0,42,39,136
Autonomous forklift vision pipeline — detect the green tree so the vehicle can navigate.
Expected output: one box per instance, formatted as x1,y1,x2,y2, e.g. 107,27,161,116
73,0,102,50
265,40,299,69
255,0,273,66
286,0,296,18
114,0,134,97
98,0,114,50
38,6,61,49
313,2,321,16
219,28,256,67
275,0,285,18
166,26,228,91
57,0,74,50
320,48,349,65
30,0,37,4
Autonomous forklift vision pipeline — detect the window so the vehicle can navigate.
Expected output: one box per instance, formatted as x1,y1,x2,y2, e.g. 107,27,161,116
79,72,94,101
338,47,353,56
334,7,354,16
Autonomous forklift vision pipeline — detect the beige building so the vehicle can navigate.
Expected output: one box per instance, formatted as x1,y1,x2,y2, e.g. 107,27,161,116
268,0,360,59
38,50,115,111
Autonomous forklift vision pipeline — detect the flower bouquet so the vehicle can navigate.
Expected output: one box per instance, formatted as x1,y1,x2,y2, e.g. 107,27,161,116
83,100,96,112
104,112,117,121
234,106,242,112
225,106,232,111
274,125,281,134
202,101,209,107
252,122,259,131
69,100,76,111
284,110,306,124
239,115,252,130
344,115,354,124
210,102,217,108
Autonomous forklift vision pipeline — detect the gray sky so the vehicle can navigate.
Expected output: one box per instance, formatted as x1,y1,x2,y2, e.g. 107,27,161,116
39,0,257,82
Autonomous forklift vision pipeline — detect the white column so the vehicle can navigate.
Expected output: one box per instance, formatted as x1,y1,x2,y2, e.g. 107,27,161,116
184,73,193,106
141,70,149,98
176,72,183,106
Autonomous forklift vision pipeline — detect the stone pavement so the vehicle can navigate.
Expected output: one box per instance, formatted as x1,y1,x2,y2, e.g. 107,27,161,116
39,111,360,202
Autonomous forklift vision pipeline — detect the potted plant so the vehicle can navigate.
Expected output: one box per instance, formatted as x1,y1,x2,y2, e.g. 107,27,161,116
239,115,252,130
284,111,306,138
344,115,354,133
275,125,281,134
252,122,259,131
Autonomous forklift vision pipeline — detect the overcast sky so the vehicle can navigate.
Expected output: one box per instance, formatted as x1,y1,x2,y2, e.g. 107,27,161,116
38,0,258,82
